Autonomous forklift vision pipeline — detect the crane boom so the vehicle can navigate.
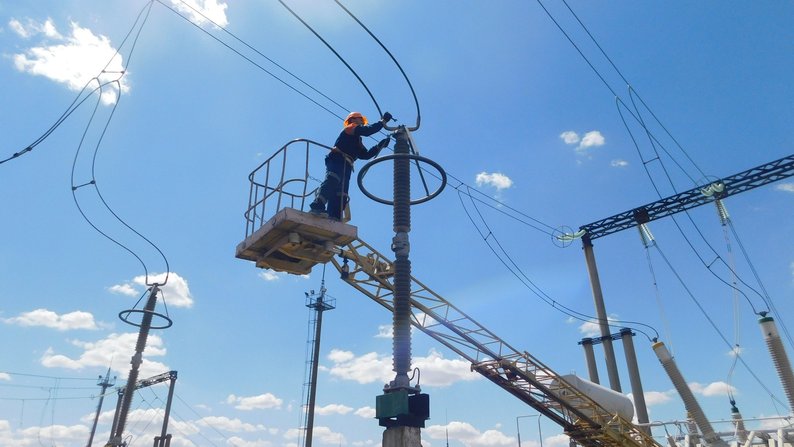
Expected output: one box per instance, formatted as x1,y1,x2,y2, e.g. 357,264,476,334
331,238,659,447
580,153,794,241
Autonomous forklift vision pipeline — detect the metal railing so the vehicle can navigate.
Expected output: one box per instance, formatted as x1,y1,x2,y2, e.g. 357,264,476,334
243,139,333,238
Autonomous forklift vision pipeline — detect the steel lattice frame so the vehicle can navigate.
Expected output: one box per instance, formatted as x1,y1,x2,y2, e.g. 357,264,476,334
331,238,660,447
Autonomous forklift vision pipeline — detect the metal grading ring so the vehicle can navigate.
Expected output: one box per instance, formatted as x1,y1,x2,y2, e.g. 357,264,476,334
357,153,447,205
119,309,173,329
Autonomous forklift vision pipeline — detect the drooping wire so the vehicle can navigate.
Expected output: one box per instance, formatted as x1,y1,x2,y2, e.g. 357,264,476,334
1,1,155,166
333,0,421,130
458,184,660,342
154,0,347,121
616,99,766,316
68,2,170,286
639,226,675,355
557,0,707,181
648,238,789,411
276,0,382,117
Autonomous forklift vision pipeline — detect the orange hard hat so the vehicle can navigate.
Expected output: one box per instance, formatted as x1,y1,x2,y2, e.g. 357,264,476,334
344,112,368,126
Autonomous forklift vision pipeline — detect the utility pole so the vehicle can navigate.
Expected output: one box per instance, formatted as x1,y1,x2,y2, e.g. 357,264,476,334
87,367,115,447
302,281,335,447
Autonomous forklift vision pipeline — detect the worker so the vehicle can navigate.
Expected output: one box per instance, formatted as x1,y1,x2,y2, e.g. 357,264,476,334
309,111,393,220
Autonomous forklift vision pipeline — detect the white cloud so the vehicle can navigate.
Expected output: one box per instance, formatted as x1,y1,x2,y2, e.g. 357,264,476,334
171,0,229,27
285,426,344,444
577,316,618,338
728,345,744,357
259,271,280,281
775,183,794,193
3,309,98,331
689,381,736,397
0,373,10,381
475,172,513,190
560,131,580,145
544,433,572,447
426,421,515,447
132,272,194,308
108,283,139,297
12,20,128,104
227,437,273,447
315,404,353,416
579,131,605,149
611,159,629,168
375,324,392,338
560,130,606,153
226,393,283,410
631,390,674,406
354,406,376,418
196,416,267,433
40,332,168,378
326,348,479,387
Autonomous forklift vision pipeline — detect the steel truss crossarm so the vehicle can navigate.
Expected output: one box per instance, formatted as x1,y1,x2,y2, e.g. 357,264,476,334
330,238,660,447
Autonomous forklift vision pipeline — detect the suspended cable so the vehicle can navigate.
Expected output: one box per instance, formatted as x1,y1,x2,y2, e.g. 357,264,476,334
649,239,789,412
156,0,348,120
1,1,155,166
276,0,382,117
333,0,421,130
639,225,675,355
459,185,659,342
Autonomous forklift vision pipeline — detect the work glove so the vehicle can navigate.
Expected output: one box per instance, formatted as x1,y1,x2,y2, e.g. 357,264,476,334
381,112,393,123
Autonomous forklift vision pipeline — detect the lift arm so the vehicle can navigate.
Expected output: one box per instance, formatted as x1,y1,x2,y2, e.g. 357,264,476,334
331,238,660,447
580,153,794,241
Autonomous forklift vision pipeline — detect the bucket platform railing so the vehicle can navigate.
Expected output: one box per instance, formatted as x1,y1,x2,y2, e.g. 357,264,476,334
236,139,358,276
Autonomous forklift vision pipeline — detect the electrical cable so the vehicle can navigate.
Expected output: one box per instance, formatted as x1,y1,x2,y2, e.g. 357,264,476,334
640,229,675,355
276,0,382,118
68,2,172,287
458,184,660,342
154,0,347,121
333,0,421,130
174,393,230,441
649,239,789,412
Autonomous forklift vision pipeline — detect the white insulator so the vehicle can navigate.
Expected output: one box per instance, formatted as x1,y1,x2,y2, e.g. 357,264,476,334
653,342,727,446
639,223,655,247
715,200,730,225
759,316,794,413
731,405,748,444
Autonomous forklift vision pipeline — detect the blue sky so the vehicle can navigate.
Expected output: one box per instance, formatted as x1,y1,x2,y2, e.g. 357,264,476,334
1,1,793,446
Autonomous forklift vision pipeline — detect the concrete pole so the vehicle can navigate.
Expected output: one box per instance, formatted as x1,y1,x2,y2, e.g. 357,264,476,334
580,338,600,384
582,237,622,392
619,329,650,435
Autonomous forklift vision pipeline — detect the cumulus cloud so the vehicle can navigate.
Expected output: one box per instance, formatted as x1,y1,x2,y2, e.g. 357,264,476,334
354,406,376,418
544,433,572,447
108,272,193,307
689,381,736,397
226,393,283,410
631,390,675,406
426,421,515,447
775,183,794,193
40,332,167,378
0,373,10,381
12,20,128,104
259,271,280,281
3,309,98,331
611,159,629,168
196,416,267,433
475,172,514,191
315,404,353,416
326,348,479,387
375,324,392,338
171,0,229,27
560,130,606,153
576,316,618,338
285,426,345,444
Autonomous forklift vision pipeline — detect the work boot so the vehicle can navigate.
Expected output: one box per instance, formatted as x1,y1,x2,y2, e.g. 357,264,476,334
309,201,327,216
